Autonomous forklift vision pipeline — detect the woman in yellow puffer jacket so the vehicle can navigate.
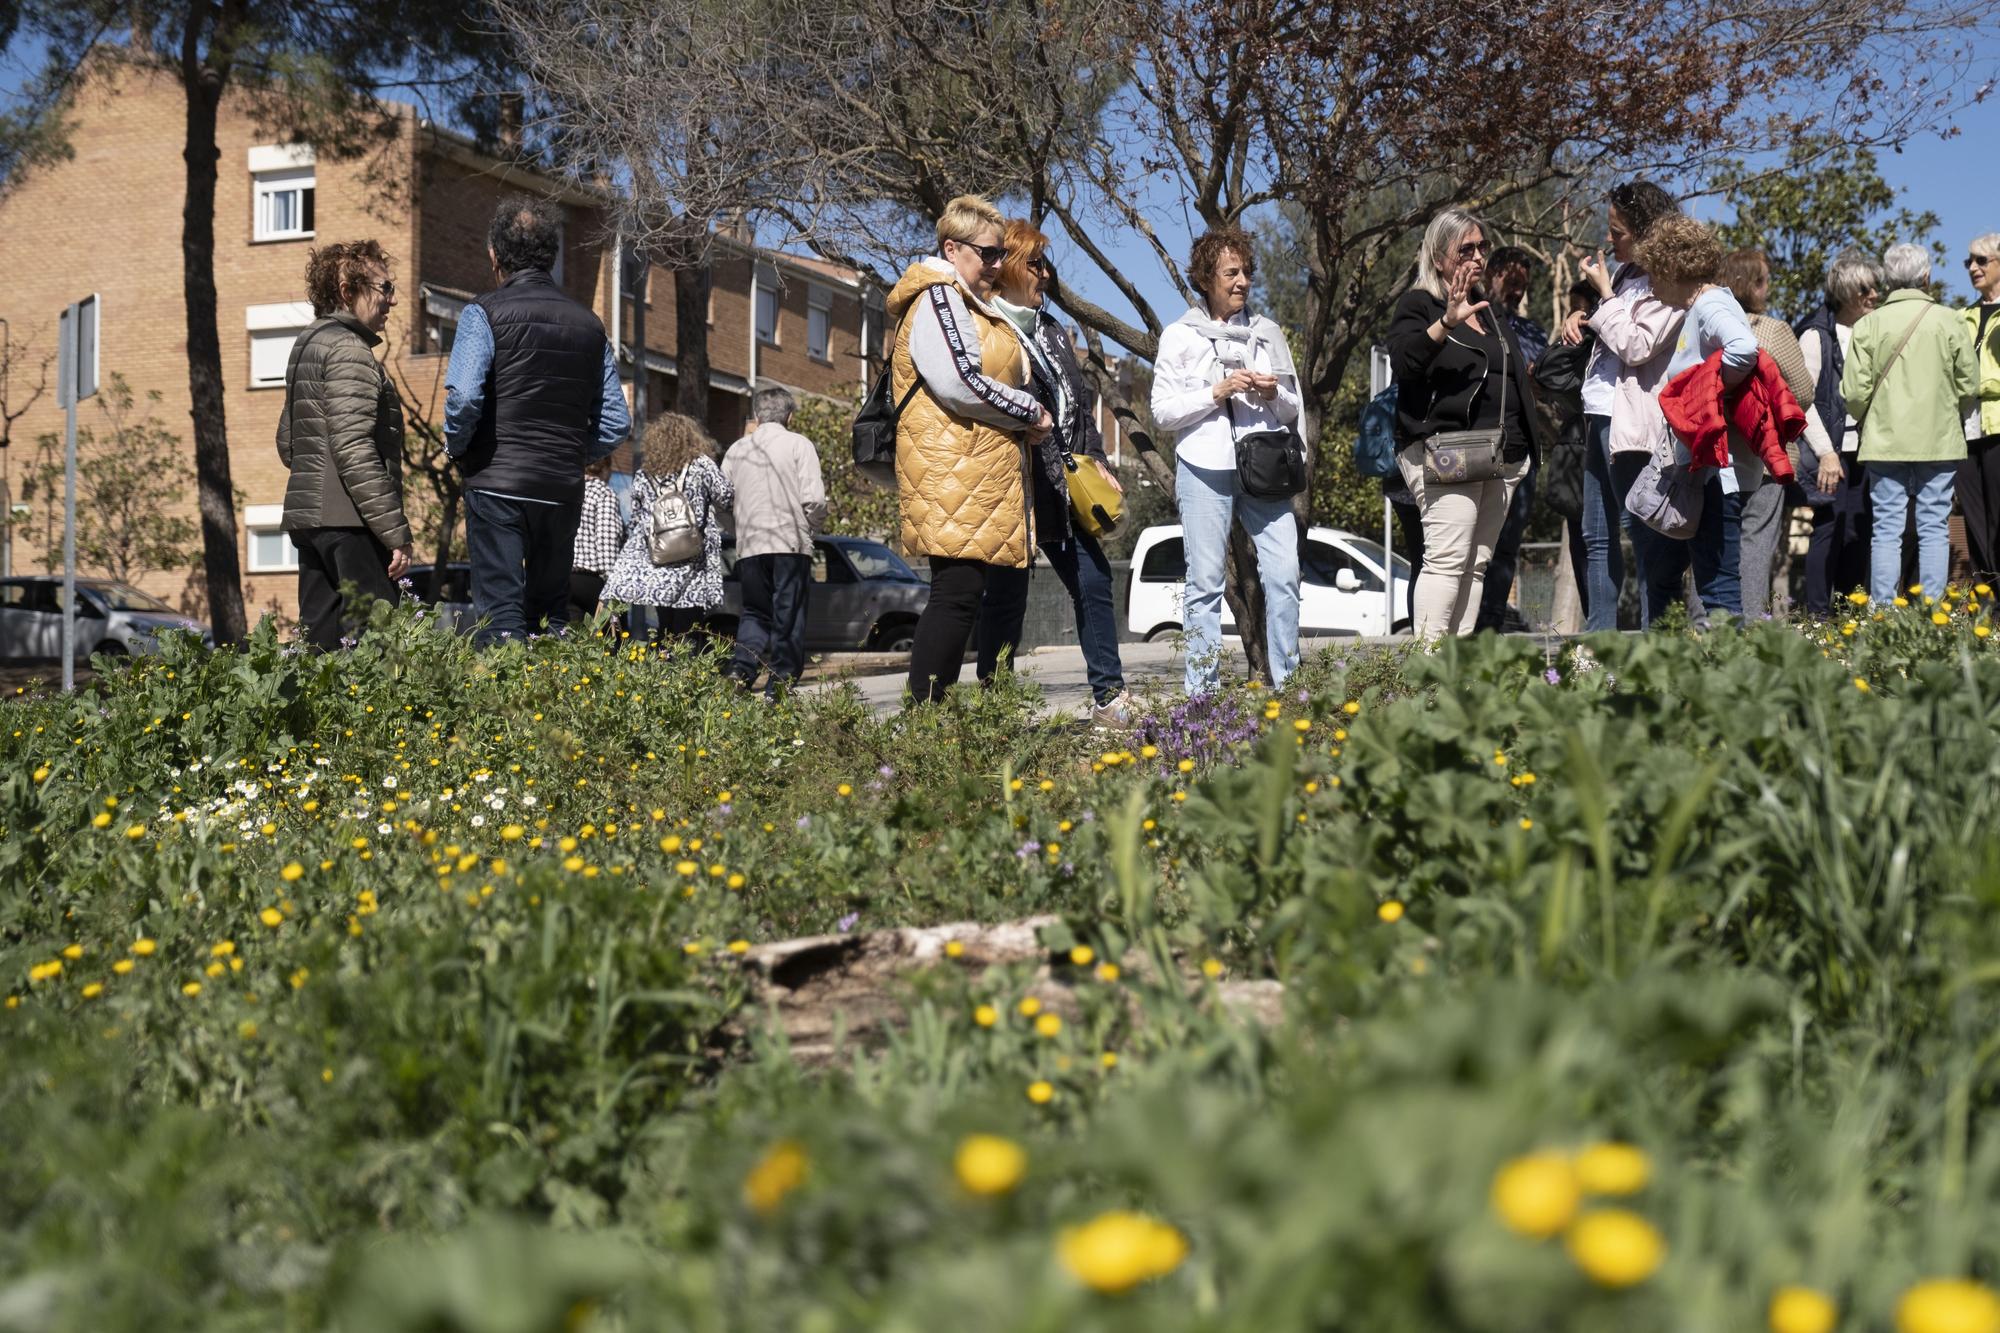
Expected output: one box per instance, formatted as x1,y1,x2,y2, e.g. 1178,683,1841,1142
888,194,1054,703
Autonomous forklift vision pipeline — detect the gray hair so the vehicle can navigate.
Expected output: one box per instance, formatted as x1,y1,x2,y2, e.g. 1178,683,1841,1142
1824,250,1883,313
752,386,797,425
1972,232,2000,260
1882,243,1932,291
1415,209,1485,302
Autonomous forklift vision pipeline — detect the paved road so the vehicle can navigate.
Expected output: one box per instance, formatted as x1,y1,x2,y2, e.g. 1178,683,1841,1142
805,635,1402,719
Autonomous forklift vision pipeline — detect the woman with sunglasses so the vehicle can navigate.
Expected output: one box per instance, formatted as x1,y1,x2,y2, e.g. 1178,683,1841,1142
973,218,1134,727
886,194,1054,704
1387,209,1548,637
1958,235,2000,576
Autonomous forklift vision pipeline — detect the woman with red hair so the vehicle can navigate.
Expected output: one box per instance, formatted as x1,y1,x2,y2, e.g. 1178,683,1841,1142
974,218,1133,727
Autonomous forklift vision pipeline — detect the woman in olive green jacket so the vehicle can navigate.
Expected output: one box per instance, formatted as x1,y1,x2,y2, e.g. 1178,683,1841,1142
1960,234,2000,574
1841,244,1978,603
276,240,413,650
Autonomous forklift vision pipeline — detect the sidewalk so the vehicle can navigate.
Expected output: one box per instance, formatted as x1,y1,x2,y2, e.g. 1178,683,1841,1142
805,635,1401,718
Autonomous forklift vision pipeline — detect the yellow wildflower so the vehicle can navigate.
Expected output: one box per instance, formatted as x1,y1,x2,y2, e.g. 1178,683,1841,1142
742,1140,808,1215
1565,1209,1665,1287
1491,1152,1580,1238
1058,1211,1188,1294
954,1134,1027,1197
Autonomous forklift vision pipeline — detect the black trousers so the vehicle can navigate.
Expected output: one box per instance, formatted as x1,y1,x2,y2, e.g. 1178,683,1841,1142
464,489,582,646
568,569,606,626
1476,453,1536,631
907,555,1004,703
292,526,398,651
727,552,811,694
1959,436,2000,578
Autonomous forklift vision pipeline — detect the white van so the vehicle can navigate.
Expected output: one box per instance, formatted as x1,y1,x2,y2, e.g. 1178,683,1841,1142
1126,524,1412,640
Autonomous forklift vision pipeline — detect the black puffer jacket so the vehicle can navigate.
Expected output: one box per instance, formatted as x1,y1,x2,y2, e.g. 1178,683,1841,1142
276,312,410,547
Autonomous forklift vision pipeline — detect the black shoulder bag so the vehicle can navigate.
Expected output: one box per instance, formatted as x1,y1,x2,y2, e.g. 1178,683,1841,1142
1422,326,1510,486
1225,393,1307,500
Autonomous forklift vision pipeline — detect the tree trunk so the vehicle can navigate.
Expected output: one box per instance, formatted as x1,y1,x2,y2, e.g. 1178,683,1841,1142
180,64,246,644
434,481,460,569
1225,519,1271,683
672,254,712,424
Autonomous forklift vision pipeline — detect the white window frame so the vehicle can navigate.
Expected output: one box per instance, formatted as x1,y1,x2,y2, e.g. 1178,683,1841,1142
244,504,298,573
423,288,466,356
246,302,315,390
807,284,833,362
248,145,317,243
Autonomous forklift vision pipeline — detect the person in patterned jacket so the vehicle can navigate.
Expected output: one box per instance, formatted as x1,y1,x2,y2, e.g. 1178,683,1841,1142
604,413,734,641
568,455,625,628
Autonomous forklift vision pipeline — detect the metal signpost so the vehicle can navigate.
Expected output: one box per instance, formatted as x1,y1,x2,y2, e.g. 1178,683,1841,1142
57,294,99,694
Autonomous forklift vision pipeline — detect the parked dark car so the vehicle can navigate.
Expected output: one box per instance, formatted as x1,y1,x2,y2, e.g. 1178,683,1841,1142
407,536,927,652
714,536,927,653
0,577,212,663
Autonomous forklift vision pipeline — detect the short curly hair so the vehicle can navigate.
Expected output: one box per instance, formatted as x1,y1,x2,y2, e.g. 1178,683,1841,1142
305,240,392,317
1188,225,1257,296
1636,214,1724,289
641,411,715,477
489,195,565,277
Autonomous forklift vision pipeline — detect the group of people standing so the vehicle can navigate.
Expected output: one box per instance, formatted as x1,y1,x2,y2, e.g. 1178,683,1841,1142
884,196,1307,706
276,197,829,698
273,183,2000,709
1403,180,1996,631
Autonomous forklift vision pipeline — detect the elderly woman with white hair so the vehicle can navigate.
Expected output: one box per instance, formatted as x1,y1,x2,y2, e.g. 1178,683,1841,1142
1841,243,1979,604
1387,209,1551,636
1959,232,2000,576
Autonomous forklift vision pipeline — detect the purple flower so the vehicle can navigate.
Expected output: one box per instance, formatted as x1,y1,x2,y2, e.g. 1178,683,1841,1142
836,911,859,932
716,802,732,818
877,764,895,778
1544,668,1561,685
1016,839,1042,859
795,814,811,830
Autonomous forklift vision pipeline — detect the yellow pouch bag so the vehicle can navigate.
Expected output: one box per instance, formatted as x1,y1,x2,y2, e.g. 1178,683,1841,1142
1064,452,1123,540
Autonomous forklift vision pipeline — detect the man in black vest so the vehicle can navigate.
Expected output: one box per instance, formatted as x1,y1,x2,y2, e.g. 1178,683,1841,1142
444,196,631,645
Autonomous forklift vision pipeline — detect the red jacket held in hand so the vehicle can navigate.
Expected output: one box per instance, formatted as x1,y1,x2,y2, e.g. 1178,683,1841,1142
1658,349,1805,481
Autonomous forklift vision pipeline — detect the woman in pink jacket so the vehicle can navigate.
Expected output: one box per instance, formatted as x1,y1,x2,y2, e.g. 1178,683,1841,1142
1558,181,1685,630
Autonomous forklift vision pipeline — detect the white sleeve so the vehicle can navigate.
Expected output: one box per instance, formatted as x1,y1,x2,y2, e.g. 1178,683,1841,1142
908,284,1042,430
1150,325,1219,433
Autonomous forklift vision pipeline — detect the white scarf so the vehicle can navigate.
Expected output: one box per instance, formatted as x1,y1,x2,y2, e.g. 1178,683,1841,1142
1173,307,1299,383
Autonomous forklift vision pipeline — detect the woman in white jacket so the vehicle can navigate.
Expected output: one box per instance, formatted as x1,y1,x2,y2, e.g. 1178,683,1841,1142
1150,225,1303,694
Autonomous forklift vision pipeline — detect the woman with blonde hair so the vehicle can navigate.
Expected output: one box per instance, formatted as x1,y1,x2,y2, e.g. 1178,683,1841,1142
603,412,733,639
1386,208,1548,637
1959,232,2000,575
885,193,1053,703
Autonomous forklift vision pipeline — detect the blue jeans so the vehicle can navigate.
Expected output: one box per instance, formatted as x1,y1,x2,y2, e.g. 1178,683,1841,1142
1177,457,1300,693
1579,416,1626,631
727,552,811,696
1637,475,1742,625
464,488,582,646
1868,461,1957,603
977,531,1127,705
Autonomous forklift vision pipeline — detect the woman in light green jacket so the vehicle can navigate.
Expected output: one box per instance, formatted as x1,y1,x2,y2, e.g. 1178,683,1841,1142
1841,244,1978,603
1961,234,2000,575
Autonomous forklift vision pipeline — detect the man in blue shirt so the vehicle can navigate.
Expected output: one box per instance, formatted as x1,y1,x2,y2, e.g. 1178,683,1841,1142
445,196,630,645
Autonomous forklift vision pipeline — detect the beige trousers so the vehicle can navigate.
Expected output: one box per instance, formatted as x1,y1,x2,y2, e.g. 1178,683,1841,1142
1396,445,1529,637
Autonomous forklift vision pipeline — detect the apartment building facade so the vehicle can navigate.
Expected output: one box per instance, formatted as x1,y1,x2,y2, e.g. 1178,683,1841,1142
0,63,881,621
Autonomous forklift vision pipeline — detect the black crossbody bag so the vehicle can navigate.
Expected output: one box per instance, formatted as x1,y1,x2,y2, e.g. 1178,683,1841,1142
1223,394,1307,500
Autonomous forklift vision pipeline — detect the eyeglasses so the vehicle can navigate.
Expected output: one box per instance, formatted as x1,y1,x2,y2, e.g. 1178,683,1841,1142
1456,241,1492,260
949,239,1007,267
366,278,398,297
1970,255,1996,269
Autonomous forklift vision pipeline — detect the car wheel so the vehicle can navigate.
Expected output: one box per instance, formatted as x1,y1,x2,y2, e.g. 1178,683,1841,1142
873,622,917,654
1144,623,1182,643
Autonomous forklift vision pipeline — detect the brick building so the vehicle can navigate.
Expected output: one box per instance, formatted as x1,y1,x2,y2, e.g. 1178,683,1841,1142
0,63,881,622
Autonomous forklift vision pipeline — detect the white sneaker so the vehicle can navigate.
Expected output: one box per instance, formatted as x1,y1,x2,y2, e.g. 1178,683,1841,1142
1091,690,1137,730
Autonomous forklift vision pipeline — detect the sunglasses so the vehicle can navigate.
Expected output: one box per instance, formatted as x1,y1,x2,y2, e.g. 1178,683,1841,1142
1970,255,1996,269
950,239,1007,266
1027,256,1053,276
364,278,397,297
1457,241,1492,260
